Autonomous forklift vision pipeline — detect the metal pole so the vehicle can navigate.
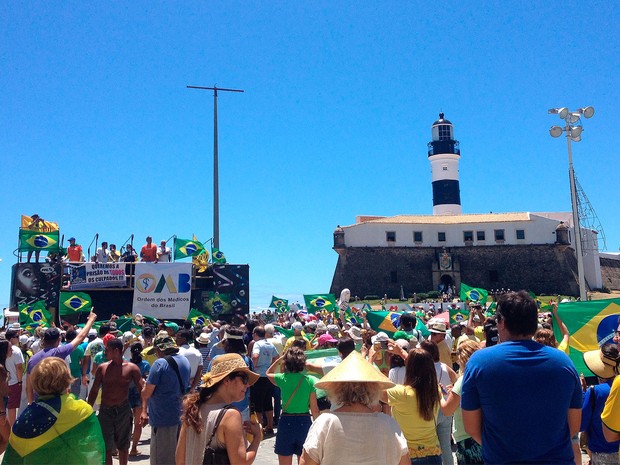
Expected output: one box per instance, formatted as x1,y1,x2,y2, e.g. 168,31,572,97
187,85,243,251
213,88,219,249
566,130,587,300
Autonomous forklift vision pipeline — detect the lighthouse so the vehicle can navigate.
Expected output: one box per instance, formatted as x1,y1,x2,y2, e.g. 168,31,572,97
428,113,462,215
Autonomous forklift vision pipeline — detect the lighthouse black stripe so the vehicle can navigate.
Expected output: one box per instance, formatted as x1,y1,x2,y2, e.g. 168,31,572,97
432,180,461,206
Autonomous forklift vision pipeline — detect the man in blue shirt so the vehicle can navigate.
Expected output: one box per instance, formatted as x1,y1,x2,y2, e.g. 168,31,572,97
461,291,582,465
140,333,190,465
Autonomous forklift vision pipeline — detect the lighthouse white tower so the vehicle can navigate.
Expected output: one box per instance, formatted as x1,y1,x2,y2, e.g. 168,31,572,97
428,113,462,215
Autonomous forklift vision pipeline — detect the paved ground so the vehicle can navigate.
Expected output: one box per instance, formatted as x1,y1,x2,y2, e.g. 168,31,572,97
127,424,279,465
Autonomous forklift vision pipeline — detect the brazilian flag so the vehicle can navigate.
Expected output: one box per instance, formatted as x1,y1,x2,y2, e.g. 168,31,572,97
449,307,470,324
3,393,105,464
188,308,211,326
269,296,289,312
18,229,60,252
274,325,295,339
304,294,337,314
59,292,92,317
211,247,227,264
553,298,620,376
175,238,205,259
366,310,430,338
460,283,489,304
18,301,52,328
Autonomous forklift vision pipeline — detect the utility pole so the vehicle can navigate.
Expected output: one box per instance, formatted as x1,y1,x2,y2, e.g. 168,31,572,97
187,85,244,249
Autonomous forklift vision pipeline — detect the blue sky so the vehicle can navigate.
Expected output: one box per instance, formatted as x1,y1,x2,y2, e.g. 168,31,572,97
1,1,618,311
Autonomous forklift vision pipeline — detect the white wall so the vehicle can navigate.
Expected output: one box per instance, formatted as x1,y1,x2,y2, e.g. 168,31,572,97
341,214,561,248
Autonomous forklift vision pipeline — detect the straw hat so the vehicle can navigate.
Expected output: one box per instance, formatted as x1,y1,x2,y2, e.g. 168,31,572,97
200,353,260,388
196,332,211,345
315,351,395,390
583,346,620,379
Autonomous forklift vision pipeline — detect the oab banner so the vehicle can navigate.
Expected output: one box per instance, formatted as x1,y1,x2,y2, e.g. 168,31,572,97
132,263,192,319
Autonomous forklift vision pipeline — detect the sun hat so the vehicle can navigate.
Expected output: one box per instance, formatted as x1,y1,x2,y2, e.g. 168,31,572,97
315,351,394,390
196,332,211,345
147,334,179,355
427,319,448,334
9,322,21,330
200,353,260,388
371,331,389,345
318,333,338,346
583,346,620,379
347,326,363,342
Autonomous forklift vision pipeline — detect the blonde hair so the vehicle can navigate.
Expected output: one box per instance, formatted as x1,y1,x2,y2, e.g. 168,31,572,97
31,357,75,396
456,340,481,369
326,381,383,407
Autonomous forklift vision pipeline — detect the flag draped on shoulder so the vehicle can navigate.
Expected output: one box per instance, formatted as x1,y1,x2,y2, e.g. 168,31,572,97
3,394,105,465
188,308,211,326
460,283,488,304
211,247,227,264
18,229,60,252
18,301,52,328
303,294,337,314
269,296,289,312
175,238,205,259
554,298,620,376
366,310,429,338
59,292,92,316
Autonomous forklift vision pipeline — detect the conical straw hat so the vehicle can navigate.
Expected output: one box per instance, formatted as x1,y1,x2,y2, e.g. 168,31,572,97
315,351,395,390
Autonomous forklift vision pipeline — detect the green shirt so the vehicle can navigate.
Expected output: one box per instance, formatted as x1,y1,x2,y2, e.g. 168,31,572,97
275,372,316,414
67,344,85,378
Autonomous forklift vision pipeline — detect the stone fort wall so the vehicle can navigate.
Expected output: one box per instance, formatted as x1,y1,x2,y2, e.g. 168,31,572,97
600,257,620,291
330,244,581,298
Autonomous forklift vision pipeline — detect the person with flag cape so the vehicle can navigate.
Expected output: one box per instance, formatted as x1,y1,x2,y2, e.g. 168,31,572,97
3,357,105,465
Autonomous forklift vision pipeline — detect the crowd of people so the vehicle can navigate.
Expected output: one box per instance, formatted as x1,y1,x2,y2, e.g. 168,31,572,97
0,291,620,464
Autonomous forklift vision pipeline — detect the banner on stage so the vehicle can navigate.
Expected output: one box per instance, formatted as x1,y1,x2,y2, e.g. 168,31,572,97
132,262,192,319
67,262,127,290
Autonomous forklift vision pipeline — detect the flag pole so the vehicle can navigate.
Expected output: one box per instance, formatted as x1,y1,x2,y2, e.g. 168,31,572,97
186,85,244,250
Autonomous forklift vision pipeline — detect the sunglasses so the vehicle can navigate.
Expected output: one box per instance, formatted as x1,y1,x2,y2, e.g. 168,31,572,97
230,372,249,385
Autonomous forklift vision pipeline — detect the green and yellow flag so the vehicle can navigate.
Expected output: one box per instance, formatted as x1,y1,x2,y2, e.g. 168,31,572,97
304,294,337,314
174,238,205,259
20,215,59,231
269,296,289,312
59,292,92,317
211,247,227,264
554,298,620,376
18,229,60,252
460,283,488,304
366,311,429,338
449,307,470,324
3,393,105,464
188,308,211,326
18,301,52,328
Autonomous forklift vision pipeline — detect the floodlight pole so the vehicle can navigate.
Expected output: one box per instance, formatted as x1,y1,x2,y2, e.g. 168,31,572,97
566,132,587,301
187,85,244,249
549,107,593,301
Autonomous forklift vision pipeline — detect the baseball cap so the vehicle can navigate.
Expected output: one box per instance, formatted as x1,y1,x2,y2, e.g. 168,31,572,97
291,322,303,331
164,321,179,333
317,333,338,346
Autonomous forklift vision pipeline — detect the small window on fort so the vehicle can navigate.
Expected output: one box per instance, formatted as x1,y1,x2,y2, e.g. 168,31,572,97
413,231,423,243
477,231,486,241
386,231,396,242
516,229,525,240
494,229,505,241
390,270,398,283
438,232,446,242
463,231,473,242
